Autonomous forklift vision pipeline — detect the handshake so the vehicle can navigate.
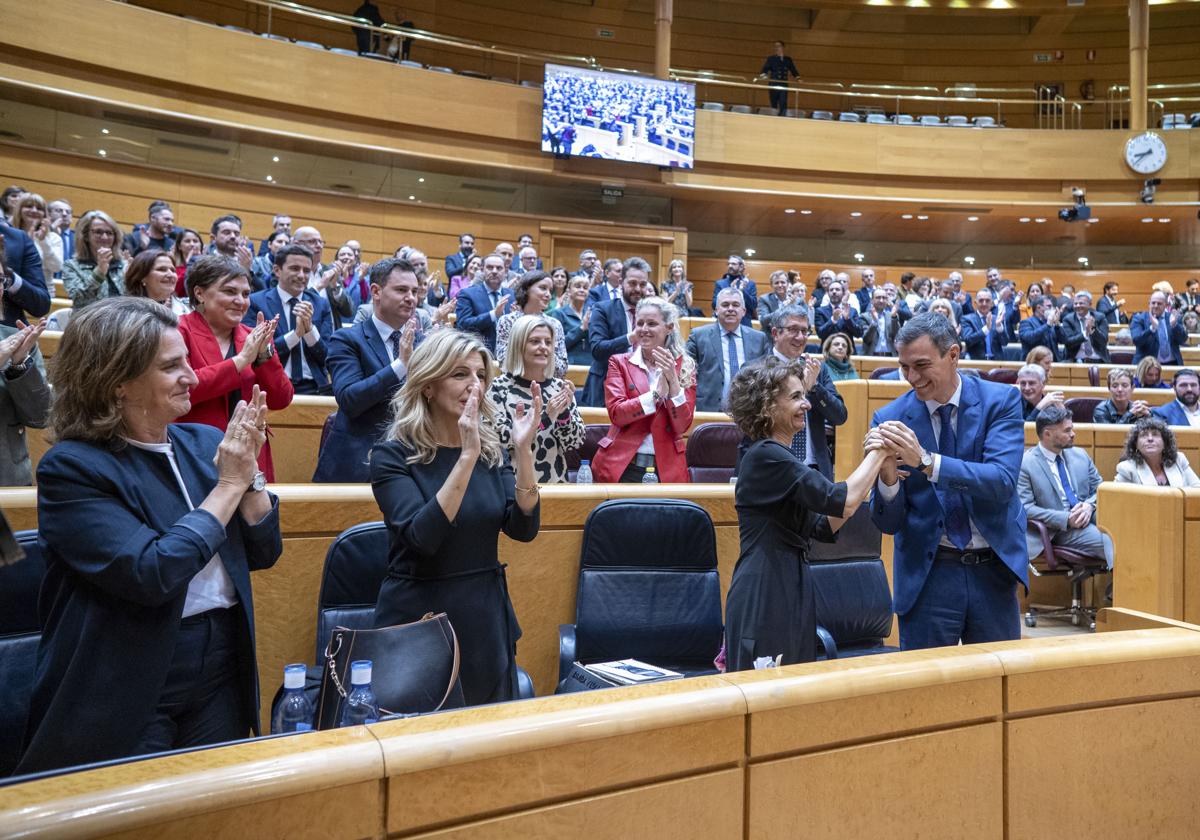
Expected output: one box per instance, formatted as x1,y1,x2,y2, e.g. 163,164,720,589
863,420,925,482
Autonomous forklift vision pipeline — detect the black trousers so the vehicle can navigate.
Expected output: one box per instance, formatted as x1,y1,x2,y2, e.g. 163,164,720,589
769,86,788,116
133,607,247,756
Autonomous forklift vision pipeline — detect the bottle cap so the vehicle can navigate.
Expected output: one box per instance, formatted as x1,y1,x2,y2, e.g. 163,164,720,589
350,659,373,685
581,459,589,465
284,663,307,690
646,466,655,473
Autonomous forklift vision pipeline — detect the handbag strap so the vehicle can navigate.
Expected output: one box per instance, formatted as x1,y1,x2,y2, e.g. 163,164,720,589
430,613,462,712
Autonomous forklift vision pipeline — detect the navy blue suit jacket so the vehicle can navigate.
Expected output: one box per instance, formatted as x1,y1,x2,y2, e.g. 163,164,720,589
243,287,333,389
0,221,50,327
1130,311,1188,366
1152,399,1192,426
1018,316,1063,360
959,312,1009,361
869,374,1028,617
455,283,514,352
814,304,864,341
582,297,634,407
585,282,622,312
312,321,411,482
712,277,758,324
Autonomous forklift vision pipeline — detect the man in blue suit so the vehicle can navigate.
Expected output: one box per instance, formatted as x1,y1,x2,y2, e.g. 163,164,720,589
1152,368,1200,426
870,311,1028,649
313,258,422,482
1131,291,1187,367
243,244,333,395
585,258,624,313
48,199,74,278
454,252,514,354
959,288,1010,361
685,288,769,412
0,219,50,328
581,256,653,407
711,255,757,325
1018,295,1064,361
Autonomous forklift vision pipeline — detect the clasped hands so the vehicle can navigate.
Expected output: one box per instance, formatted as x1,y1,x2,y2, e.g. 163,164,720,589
863,421,924,484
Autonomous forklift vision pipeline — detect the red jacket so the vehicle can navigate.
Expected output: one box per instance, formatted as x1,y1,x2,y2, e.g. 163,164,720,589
592,350,695,483
176,310,294,481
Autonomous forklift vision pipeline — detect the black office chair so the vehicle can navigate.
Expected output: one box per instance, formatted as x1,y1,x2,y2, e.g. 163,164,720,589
1064,397,1102,423
558,499,723,688
0,530,45,775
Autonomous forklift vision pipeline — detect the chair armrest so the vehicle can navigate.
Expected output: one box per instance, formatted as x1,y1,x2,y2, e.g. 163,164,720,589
816,624,838,660
1028,519,1060,570
515,666,536,700
558,624,577,685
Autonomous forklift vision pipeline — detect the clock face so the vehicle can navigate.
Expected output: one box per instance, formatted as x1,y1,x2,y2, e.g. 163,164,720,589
1125,131,1168,175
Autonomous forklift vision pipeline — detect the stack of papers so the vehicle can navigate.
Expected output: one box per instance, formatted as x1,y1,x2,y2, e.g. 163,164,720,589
583,659,683,685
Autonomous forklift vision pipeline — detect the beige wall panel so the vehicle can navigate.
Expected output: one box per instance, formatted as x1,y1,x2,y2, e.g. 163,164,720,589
1007,698,1200,837
1100,483,1186,618
1004,654,1200,714
747,723,1003,840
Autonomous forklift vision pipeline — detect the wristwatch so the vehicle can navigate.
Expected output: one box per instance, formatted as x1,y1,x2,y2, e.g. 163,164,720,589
249,471,267,493
917,449,934,473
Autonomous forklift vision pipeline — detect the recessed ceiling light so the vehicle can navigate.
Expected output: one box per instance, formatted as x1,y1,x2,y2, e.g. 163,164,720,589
850,211,862,217
799,209,813,215
1087,217,1100,223
97,149,107,157
853,252,865,261
784,208,796,214
1078,257,1089,263
1142,217,1155,223
265,175,273,182
745,249,757,258
101,128,109,135
418,177,425,183
408,195,416,200
1159,218,1170,223
272,155,280,162
1034,218,1046,223
901,214,913,220
967,216,979,222
1018,217,1031,223
964,256,976,264
916,215,929,220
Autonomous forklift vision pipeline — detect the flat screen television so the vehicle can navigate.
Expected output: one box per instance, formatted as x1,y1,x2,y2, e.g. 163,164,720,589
541,64,695,168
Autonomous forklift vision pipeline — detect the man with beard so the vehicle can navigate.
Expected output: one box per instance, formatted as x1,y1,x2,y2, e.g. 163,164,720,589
582,257,652,407
444,232,475,281
814,278,864,343
1018,294,1065,361
712,255,757,325
1153,368,1200,427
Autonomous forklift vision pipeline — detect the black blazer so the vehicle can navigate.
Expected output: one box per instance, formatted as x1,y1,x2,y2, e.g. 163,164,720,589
582,297,633,407
0,221,50,327
18,424,282,774
1061,309,1110,363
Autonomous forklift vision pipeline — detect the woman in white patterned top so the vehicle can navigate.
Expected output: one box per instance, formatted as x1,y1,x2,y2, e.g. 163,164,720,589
494,271,568,377
488,314,584,484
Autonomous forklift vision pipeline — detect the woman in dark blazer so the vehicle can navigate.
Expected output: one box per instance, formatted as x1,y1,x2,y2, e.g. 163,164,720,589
18,297,282,774
175,255,293,481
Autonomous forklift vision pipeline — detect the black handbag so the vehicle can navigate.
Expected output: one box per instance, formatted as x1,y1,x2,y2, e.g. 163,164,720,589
315,612,465,729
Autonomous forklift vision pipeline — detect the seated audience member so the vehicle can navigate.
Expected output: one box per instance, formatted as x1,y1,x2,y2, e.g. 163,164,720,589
63,210,125,310
1185,311,1200,335
124,249,191,316
12,192,62,278
1025,345,1054,379
1133,355,1170,389
456,252,516,355
815,279,863,342
859,286,902,357
0,318,48,485
1131,291,1187,366
444,232,475,281
291,225,354,329
820,332,858,381
256,213,291,256
1017,363,1063,422
960,288,1010,362
1115,416,1200,487
176,256,293,481
685,287,770,412
1062,290,1110,363
244,244,333,396
711,255,758,325
582,257,653,407
592,296,696,483
551,273,591,367
1018,295,1064,361
172,227,204,295
448,253,483,300
1094,368,1151,424
123,201,177,259
495,271,568,377
488,314,584,484
661,259,693,318
371,329,539,706
16,297,282,775
313,258,420,483
250,230,289,292
761,306,847,481
723,356,889,670
1152,367,1200,427
1019,405,1113,570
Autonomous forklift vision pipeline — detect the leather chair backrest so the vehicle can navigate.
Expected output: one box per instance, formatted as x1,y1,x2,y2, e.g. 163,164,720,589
0,531,43,776
868,367,898,380
574,499,723,667
1111,350,1134,366
985,368,1018,384
565,424,609,473
807,508,893,647
1064,397,1102,423
315,522,389,660
688,466,735,483
685,423,740,469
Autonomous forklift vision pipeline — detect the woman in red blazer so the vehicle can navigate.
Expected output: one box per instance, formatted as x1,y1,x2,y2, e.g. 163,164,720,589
176,255,293,480
593,296,696,483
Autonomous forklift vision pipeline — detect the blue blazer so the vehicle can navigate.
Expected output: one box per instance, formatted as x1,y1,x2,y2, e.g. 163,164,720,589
0,221,50,327
712,277,758,324
585,283,622,312
582,297,633,407
243,287,333,390
1152,399,1191,426
959,312,1009,361
455,283,514,352
1018,316,1063,360
1130,311,1188,366
17,424,282,774
814,304,864,341
869,374,1028,617
313,320,411,483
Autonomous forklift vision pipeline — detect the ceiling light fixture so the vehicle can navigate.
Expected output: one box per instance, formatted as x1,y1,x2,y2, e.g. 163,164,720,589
901,214,913,220
1034,218,1046,223
408,195,416,200
1078,257,1089,263
418,177,425,183
800,209,813,215
1087,218,1100,223
1018,217,1031,223
967,216,979,221
265,175,273,182
917,215,929,220
1158,218,1170,223
964,256,976,264
97,149,107,157
272,155,280,162
101,128,109,135
784,208,796,214
745,248,756,256
850,211,862,217
1141,217,1155,223
853,252,865,261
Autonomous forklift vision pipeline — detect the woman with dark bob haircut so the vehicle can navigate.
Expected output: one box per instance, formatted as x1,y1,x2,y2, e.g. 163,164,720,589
17,297,283,774
493,270,567,376
1114,415,1200,487
722,355,890,670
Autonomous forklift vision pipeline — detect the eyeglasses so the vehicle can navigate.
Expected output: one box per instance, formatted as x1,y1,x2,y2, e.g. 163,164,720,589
782,326,809,337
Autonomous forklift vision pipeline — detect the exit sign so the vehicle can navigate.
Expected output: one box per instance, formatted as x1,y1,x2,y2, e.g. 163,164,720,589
598,28,615,38
1034,53,1053,63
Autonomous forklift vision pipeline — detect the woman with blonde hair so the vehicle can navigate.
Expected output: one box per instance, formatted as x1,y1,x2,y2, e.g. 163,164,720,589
12,192,63,277
371,329,541,706
592,296,696,483
1024,345,1054,378
62,209,126,309
661,258,693,316
488,314,584,484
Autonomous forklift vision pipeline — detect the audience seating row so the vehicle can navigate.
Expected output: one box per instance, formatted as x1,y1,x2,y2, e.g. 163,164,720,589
702,102,1000,127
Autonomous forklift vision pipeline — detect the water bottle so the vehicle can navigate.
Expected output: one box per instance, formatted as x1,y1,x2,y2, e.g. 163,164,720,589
576,459,593,484
273,663,314,734
642,466,659,484
338,660,380,727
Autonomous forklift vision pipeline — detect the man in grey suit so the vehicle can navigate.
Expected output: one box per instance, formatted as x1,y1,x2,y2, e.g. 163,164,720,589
1018,404,1113,569
685,288,769,412
0,319,50,485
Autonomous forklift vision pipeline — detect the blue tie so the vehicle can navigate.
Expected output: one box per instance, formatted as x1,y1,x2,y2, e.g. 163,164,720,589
935,404,971,550
1055,454,1080,508
286,297,302,382
984,319,993,359
723,331,740,401
1158,315,1173,363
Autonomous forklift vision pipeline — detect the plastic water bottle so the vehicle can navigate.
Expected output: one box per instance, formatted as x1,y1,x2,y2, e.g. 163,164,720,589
642,466,659,484
338,660,379,727
273,663,313,734
576,459,593,484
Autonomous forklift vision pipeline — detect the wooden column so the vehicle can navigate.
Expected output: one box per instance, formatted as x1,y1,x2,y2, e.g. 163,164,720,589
1129,0,1149,130
655,0,672,80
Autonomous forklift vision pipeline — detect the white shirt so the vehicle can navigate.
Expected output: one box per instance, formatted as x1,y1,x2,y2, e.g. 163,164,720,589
371,314,410,380
1036,443,1073,510
877,374,987,550
719,327,745,390
629,346,687,455
276,287,321,382
773,348,816,468
1183,401,1200,428
124,438,238,617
